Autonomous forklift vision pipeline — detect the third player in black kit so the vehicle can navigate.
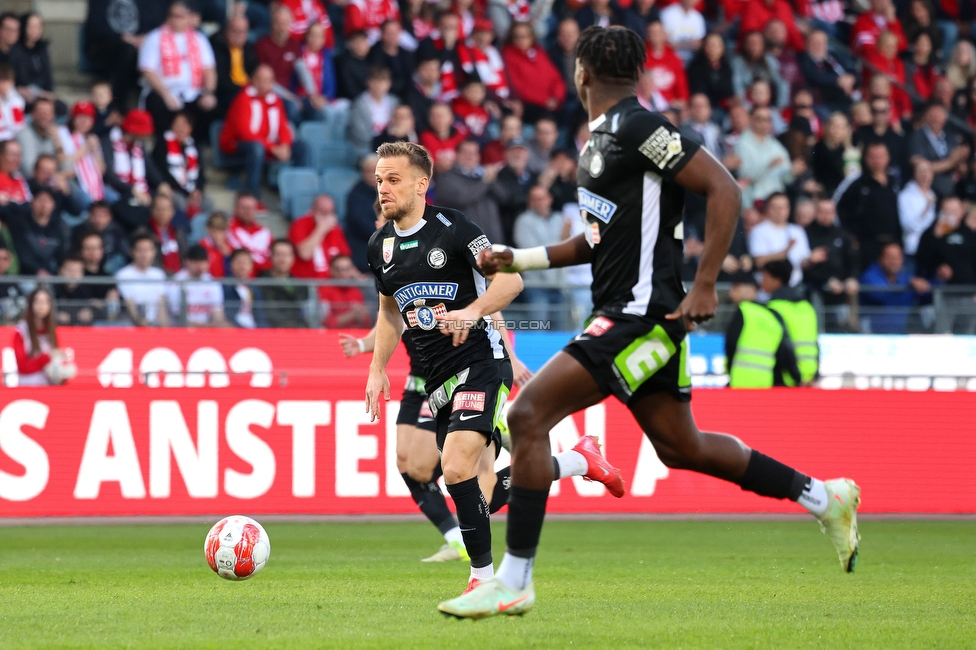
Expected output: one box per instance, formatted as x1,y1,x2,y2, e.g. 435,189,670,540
440,26,862,619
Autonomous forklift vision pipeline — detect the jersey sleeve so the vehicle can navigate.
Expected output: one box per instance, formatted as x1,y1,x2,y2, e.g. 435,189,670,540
454,214,492,277
624,110,700,181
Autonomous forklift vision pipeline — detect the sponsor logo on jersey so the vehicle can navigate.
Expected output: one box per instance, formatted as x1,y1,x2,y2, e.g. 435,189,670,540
427,247,447,269
467,235,491,258
639,126,685,170
585,316,614,337
453,390,486,412
406,302,446,330
382,237,395,263
393,282,459,310
436,212,453,227
588,151,604,177
399,240,419,250
577,188,618,223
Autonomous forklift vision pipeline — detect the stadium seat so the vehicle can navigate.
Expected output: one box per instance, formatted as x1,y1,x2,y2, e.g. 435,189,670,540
298,121,328,145
290,193,315,219
324,108,350,141
313,141,358,170
278,167,320,219
320,168,360,223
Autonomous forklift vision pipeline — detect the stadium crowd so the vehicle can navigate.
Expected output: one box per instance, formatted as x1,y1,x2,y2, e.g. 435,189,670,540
0,0,975,334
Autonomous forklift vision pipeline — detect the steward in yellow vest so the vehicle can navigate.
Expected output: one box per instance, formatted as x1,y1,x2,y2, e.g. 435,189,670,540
724,268,801,388
763,260,819,384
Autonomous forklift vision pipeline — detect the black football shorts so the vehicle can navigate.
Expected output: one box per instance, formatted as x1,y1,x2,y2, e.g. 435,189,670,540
564,312,691,405
427,359,512,451
396,375,437,432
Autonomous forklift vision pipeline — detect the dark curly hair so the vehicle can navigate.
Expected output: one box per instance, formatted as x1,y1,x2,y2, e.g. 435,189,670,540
575,25,647,85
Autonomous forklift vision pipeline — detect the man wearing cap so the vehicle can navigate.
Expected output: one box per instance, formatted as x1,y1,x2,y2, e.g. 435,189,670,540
167,243,228,327
724,265,802,388
104,109,162,208
138,0,218,137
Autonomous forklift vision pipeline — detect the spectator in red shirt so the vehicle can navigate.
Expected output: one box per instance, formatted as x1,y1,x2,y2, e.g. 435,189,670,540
416,12,465,102
219,65,300,195
644,21,689,106
0,139,30,204
905,31,940,103
288,194,353,294
419,102,466,172
255,5,302,121
452,80,494,142
459,18,510,105
345,0,401,44
851,0,908,57
199,211,231,278
227,192,273,273
320,254,372,328
13,288,62,386
738,0,805,53
148,193,186,275
502,21,566,123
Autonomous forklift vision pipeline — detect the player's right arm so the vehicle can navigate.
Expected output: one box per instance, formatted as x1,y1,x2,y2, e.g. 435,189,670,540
477,233,593,274
366,294,403,422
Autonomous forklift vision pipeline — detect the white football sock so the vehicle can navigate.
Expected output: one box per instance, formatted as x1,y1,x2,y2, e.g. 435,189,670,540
443,526,464,547
554,450,588,478
496,553,533,591
470,563,494,582
798,478,829,517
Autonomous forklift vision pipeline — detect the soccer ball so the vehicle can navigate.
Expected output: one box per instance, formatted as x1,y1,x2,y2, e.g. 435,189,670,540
205,515,271,580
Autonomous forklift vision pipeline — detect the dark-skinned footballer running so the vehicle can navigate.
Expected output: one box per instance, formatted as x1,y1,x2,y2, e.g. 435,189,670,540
438,26,861,619
364,141,626,600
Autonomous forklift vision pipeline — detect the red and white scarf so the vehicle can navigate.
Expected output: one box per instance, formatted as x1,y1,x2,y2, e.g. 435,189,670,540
110,128,148,195
506,0,530,21
0,88,25,141
458,42,509,99
60,126,104,201
164,130,198,192
247,86,283,144
159,25,204,88
299,46,325,96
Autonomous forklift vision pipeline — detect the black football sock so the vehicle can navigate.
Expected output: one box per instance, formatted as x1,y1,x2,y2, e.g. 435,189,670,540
505,485,550,558
737,449,808,501
401,472,456,533
445,477,492,570
489,467,511,514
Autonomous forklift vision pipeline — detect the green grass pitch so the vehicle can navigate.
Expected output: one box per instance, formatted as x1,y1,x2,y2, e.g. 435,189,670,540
1,520,974,649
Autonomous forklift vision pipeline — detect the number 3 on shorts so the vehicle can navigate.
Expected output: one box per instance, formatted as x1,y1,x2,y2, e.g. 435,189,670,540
613,326,676,393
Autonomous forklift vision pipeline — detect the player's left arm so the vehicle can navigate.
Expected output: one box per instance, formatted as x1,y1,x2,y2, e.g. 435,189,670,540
665,148,742,331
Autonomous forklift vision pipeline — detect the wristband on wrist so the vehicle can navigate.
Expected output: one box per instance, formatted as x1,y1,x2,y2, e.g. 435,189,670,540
491,244,550,272
356,339,365,354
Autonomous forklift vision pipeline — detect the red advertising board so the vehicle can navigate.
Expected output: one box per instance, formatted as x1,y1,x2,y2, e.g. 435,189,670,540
0,328,974,516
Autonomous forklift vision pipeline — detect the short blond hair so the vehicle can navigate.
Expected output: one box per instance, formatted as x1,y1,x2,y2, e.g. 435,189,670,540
376,141,434,179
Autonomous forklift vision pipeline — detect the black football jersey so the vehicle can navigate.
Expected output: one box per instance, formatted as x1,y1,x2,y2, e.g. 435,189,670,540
367,204,507,388
577,97,701,319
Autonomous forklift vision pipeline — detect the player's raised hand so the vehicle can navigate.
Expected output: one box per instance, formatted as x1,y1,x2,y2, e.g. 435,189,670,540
436,307,480,347
365,369,390,422
665,283,718,332
477,246,514,276
339,333,361,357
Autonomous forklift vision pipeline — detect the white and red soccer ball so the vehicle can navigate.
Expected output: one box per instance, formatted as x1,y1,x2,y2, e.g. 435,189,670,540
205,515,271,580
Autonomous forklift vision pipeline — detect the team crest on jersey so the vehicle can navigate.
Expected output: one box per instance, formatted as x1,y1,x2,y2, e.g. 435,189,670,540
588,152,604,177
407,302,446,330
393,282,458,310
639,126,685,170
578,188,617,223
382,237,395,263
428,247,447,269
